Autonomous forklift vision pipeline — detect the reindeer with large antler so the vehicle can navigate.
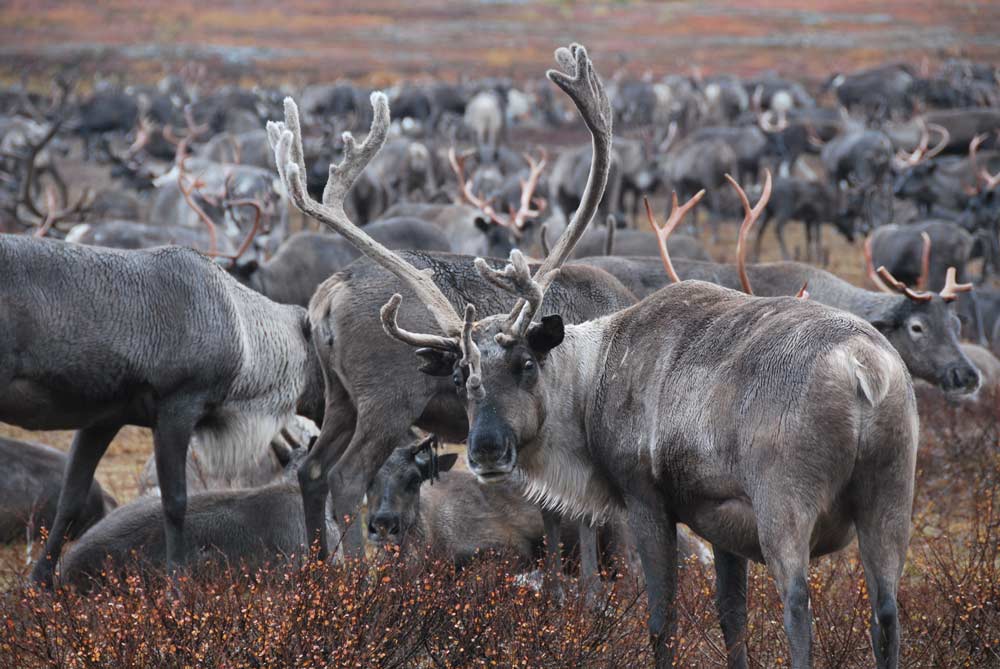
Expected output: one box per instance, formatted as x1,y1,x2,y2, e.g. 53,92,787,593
273,45,918,669
267,45,634,575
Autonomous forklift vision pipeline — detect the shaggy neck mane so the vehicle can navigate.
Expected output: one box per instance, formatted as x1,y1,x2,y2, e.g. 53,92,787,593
514,318,620,525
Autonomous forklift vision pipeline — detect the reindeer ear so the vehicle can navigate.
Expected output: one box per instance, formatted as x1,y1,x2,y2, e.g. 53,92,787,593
526,315,564,356
437,453,459,473
474,216,491,234
415,348,458,377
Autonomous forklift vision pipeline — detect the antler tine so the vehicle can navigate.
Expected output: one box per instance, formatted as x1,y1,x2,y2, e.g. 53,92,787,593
269,94,464,339
461,304,485,400
448,146,507,229
512,148,548,229
924,122,950,159
207,198,263,266
796,281,810,299
916,231,931,291
177,156,219,254
497,43,612,336
876,266,934,302
969,133,986,180
475,251,543,342
379,294,462,352
939,267,974,302
17,118,63,222
645,190,705,284
727,169,772,295
864,235,893,293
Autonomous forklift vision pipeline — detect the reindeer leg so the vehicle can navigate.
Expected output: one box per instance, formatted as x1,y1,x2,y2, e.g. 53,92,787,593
713,546,749,669
298,377,355,560
578,520,601,604
153,398,204,577
540,508,564,600
628,499,677,669
757,498,817,669
326,408,418,557
31,422,121,587
854,466,912,668
775,214,793,260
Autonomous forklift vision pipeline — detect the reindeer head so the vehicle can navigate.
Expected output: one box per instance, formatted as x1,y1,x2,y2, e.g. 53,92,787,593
863,234,980,394
365,435,458,546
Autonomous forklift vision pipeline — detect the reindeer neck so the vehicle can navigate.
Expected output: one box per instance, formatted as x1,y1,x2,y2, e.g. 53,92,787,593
516,317,618,523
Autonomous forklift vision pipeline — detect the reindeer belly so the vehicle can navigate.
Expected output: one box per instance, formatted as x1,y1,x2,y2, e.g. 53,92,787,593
680,495,857,563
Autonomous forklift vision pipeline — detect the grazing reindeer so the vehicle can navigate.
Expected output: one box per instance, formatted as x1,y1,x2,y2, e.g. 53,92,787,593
0,236,325,586
267,45,629,564
59,438,340,591
304,47,914,668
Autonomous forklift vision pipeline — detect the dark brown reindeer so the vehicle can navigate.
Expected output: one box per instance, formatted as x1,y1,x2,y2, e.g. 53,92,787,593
267,45,629,575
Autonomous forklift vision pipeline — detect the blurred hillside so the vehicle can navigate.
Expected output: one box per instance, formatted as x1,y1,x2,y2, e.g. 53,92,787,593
2,0,999,87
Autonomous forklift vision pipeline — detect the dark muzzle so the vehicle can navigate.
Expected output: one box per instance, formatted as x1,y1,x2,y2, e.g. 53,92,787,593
941,362,981,395
467,408,517,481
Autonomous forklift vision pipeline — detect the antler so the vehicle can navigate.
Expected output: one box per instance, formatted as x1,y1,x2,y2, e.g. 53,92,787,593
864,235,893,293
269,94,464,340
449,147,548,234
474,250,542,343
510,149,547,230
449,147,506,228
916,231,931,291
177,148,219,254
207,199,263,266
967,133,1000,191
486,43,613,338
939,267,974,302
14,118,92,232
644,190,705,284
876,266,934,302
726,170,773,295
894,119,949,168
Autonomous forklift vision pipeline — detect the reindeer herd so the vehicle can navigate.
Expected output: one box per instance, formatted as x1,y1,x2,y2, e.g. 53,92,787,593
1,43,999,669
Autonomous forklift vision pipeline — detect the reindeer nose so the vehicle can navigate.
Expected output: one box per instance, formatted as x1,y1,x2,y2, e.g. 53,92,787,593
943,363,981,395
368,512,400,539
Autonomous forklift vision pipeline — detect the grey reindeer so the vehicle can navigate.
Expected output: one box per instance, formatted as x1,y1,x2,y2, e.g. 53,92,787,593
577,187,979,397
265,43,627,578
59,438,340,591
0,236,326,586
276,46,918,669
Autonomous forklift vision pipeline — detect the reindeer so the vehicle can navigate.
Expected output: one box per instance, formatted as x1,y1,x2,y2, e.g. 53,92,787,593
230,217,452,306
58,438,341,591
369,54,917,669
367,435,711,572
580,187,980,396
0,436,116,544
266,45,630,577
273,44,917,668
0,235,325,586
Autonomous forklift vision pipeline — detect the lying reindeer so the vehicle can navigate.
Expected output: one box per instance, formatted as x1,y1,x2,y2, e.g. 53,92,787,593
272,44,918,668
366,435,710,572
0,436,116,544
59,438,339,591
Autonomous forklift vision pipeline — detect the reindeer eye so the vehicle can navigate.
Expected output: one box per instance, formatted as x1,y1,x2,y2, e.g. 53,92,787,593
909,322,924,336
522,359,536,372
